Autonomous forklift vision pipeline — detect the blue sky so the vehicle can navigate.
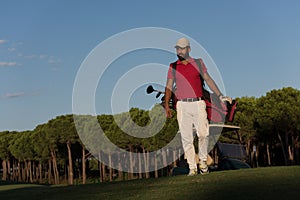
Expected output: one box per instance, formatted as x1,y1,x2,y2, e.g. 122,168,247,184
1,0,300,131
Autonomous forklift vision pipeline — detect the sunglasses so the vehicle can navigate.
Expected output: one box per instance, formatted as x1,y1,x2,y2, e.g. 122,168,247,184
175,46,189,50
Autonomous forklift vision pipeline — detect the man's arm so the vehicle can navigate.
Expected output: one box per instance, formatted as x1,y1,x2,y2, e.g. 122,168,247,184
202,72,222,97
164,78,174,118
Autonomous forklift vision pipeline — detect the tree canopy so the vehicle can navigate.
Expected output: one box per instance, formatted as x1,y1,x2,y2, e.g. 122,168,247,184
1,87,300,183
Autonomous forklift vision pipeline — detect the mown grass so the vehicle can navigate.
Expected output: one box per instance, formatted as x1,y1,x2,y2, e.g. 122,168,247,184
0,166,300,200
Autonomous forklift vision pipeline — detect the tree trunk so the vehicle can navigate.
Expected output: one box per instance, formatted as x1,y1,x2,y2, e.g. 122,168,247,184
33,161,37,182
109,153,113,182
1,160,7,181
143,147,150,179
289,134,296,164
294,135,298,164
129,146,134,180
17,161,22,182
154,156,158,178
82,148,86,184
22,161,26,182
162,150,167,176
51,151,59,184
173,150,177,167
102,162,106,182
138,153,142,179
266,143,271,166
54,155,59,184
7,159,11,181
255,145,259,167
98,152,103,182
288,145,294,163
278,133,288,165
39,162,42,183
23,160,28,182
99,151,106,182
147,151,150,178
118,153,123,180
28,160,33,183
236,130,243,144
48,159,52,184
12,160,17,182
64,163,67,183
246,140,251,159
285,131,290,164
66,141,74,185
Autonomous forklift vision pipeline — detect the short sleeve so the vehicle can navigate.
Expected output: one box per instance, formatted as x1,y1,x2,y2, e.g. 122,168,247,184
167,63,175,79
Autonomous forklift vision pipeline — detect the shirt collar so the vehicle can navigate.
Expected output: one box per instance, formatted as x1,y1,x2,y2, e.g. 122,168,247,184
177,57,195,65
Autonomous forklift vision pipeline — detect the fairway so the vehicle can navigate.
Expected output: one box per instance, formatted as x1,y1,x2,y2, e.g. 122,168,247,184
1,166,300,200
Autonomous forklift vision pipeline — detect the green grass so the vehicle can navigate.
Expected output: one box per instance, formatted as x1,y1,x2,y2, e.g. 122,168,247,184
1,166,300,200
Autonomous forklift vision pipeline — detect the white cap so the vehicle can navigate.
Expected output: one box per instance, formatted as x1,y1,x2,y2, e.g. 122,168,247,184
175,37,190,48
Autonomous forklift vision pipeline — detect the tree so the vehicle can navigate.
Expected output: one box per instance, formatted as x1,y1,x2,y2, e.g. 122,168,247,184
50,115,79,185
227,97,258,166
41,119,61,184
9,131,35,182
0,131,14,181
74,114,100,184
255,87,300,165
32,124,54,183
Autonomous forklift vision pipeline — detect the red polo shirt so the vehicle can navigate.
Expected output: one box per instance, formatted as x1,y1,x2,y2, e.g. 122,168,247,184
167,58,207,99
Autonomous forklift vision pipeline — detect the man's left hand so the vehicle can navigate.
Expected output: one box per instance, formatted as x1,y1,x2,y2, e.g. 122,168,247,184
219,95,232,104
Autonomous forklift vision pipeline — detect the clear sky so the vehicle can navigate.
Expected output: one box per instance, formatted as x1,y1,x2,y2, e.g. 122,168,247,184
1,0,300,131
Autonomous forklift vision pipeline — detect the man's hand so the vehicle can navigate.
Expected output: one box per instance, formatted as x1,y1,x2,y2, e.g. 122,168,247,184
165,105,173,118
219,95,232,104
164,78,174,118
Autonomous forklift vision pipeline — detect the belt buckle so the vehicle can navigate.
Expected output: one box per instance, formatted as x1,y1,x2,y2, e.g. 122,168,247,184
187,98,195,102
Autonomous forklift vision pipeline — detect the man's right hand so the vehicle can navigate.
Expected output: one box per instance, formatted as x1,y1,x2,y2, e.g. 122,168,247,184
165,105,173,118
164,78,174,118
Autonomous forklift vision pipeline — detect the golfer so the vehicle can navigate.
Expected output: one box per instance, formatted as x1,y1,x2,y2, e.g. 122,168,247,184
164,37,224,176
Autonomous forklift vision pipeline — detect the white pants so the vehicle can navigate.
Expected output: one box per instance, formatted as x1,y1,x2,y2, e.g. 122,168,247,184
177,100,209,170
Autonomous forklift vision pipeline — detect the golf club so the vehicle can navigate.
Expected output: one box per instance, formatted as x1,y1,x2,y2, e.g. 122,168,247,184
146,85,164,95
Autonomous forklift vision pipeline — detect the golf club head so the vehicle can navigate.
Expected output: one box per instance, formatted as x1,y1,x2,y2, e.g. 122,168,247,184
146,85,154,94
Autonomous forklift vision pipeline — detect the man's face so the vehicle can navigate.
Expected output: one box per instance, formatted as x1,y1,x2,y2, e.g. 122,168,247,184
176,46,190,61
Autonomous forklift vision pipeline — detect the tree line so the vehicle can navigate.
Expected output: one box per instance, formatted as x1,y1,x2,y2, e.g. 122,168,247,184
1,87,300,185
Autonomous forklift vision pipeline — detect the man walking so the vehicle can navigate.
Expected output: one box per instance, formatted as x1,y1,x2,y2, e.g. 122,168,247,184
164,37,225,176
